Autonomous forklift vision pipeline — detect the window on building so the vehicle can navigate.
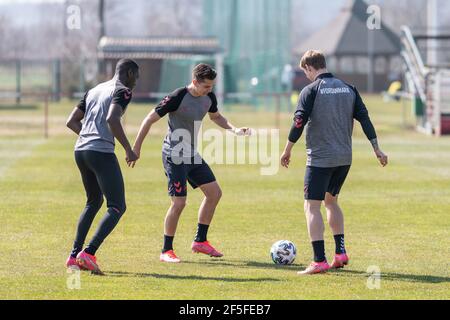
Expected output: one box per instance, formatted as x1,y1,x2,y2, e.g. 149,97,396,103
340,57,354,73
375,57,387,74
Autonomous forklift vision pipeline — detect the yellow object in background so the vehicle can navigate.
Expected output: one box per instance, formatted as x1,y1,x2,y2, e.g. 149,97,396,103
388,81,402,95
291,91,299,106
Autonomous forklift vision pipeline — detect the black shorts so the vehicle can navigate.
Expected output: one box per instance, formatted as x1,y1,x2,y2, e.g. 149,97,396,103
162,155,216,197
304,165,351,201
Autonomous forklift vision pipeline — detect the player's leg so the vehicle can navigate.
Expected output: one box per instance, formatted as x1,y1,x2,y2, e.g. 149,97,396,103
67,151,104,269
164,196,187,237
298,166,332,275
160,156,188,262
78,152,126,274
197,181,222,229
160,196,186,263
324,193,345,247
187,159,223,257
326,165,351,268
304,199,326,259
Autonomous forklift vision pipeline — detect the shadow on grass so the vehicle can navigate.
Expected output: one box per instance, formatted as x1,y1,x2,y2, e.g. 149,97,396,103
245,261,305,270
179,259,304,270
106,271,280,282
330,269,450,284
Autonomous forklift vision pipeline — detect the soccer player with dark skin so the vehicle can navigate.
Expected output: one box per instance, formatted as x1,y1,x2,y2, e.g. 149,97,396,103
130,63,251,263
281,50,388,275
65,59,140,274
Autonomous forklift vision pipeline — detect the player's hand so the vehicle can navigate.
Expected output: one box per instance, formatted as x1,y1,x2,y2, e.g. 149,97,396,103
233,127,252,136
280,151,291,168
126,149,139,168
132,145,141,159
375,149,388,167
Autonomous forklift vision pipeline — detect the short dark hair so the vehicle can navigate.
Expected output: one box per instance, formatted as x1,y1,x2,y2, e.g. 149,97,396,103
300,50,327,70
115,59,139,75
193,63,217,82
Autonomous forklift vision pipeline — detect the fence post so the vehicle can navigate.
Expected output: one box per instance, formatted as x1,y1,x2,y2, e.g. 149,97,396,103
44,94,49,139
275,94,281,129
16,60,21,105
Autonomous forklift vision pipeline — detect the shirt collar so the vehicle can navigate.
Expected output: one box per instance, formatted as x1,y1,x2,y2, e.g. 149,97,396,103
315,72,334,81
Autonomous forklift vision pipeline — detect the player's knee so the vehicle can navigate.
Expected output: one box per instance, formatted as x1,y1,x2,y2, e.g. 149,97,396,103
205,185,222,203
171,198,186,212
324,194,338,208
304,201,321,215
217,187,223,200
109,203,126,216
211,187,222,202
324,200,337,210
87,195,103,210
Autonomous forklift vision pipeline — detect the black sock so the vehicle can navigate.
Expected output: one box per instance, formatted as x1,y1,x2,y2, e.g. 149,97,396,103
70,246,83,258
162,235,174,253
312,240,326,262
334,234,346,254
194,224,209,242
84,244,98,256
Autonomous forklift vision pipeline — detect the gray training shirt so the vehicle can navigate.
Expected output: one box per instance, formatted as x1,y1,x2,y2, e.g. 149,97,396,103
288,73,377,168
155,87,218,161
74,78,132,154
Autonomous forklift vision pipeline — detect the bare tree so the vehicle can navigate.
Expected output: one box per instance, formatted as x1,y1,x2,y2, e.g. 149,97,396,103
370,0,428,32
105,0,202,37
0,16,7,58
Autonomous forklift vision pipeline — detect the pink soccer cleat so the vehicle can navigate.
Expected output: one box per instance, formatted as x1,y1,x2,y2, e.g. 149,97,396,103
76,251,104,275
66,256,79,269
297,261,331,275
160,250,181,263
191,241,223,257
330,253,349,269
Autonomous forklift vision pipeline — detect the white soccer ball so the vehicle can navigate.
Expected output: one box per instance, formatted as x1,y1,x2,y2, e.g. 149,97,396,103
270,240,297,265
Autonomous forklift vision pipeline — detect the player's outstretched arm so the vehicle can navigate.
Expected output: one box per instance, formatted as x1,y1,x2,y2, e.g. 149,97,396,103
106,103,138,165
208,111,251,136
132,109,161,156
66,107,84,135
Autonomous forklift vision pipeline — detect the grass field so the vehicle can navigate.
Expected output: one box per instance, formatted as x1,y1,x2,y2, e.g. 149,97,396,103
0,96,449,300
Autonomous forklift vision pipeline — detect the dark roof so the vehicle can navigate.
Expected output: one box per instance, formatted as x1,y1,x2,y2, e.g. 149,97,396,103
296,0,401,56
98,36,223,59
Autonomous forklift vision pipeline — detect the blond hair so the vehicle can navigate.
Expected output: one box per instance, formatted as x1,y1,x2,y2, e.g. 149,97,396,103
300,50,327,70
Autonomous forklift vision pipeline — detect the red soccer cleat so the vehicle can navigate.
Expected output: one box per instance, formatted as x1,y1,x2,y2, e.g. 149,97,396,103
191,241,223,257
297,261,331,275
330,253,349,269
160,250,181,263
66,256,79,269
76,251,104,275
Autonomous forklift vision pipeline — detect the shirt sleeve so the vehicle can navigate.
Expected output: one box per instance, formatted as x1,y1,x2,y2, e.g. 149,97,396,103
76,91,88,113
351,86,377,140
288,84,317,143
155,88,187,117
111,88,132,111
207,92,218,113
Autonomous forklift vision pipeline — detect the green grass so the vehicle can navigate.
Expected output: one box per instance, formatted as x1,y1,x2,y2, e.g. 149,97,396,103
0,96,449,300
